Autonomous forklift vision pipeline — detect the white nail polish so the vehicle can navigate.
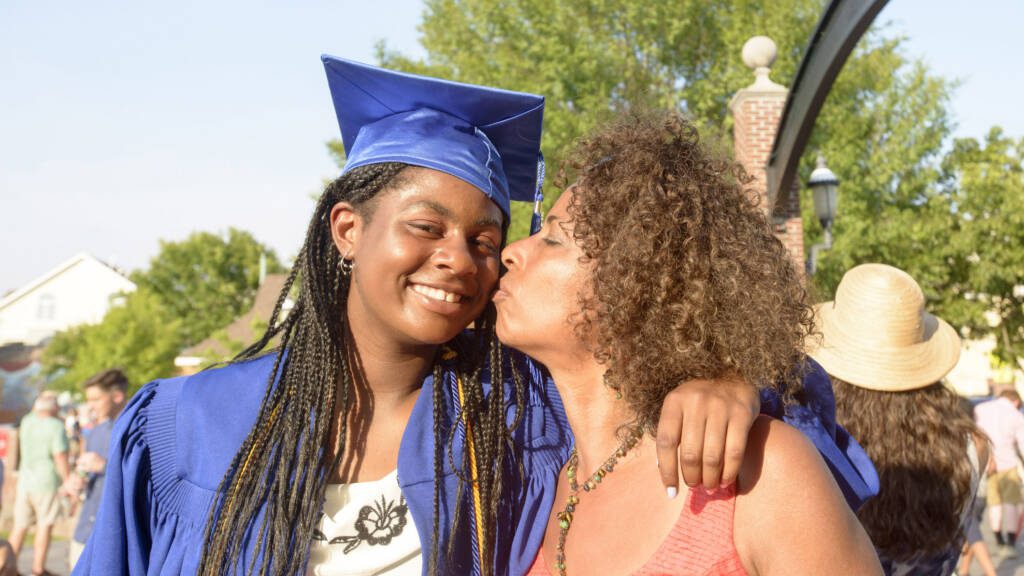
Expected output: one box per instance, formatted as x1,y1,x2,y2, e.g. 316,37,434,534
667,486,678,499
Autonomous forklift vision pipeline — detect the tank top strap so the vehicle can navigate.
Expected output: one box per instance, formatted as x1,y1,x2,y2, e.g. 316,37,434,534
633,485,747,575
526,486,748,576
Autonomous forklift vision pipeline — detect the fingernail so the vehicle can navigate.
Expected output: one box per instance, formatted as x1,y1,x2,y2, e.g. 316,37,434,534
655,456,660,468
667,486,678,499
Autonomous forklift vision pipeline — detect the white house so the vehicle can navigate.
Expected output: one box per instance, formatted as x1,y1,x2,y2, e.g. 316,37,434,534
0,253,136,346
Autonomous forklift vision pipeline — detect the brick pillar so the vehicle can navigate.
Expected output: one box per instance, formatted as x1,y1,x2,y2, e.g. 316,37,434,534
728,36,805,274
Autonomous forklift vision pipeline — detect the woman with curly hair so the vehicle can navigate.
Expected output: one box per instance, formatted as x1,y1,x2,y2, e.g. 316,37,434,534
495,109,881,575
808,263,984,575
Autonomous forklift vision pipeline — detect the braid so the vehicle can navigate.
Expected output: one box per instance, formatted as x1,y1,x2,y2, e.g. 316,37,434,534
442,307,523,576
429,362,446,574
198,161,526,576
198,163,406,576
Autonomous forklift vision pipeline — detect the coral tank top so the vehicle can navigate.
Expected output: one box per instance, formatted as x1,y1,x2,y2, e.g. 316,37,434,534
526,486,748,576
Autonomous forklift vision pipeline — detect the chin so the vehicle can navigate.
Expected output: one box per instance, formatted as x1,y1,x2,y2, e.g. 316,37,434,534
407,307,485,344
415,323,470,346
495,319,525,350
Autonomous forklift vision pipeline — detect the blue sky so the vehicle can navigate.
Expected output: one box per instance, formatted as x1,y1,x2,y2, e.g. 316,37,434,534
2,0,1021,292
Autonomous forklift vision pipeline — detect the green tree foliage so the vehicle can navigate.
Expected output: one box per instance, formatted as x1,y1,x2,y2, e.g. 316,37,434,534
327,139,346,169
42,228,285,395
332,0,1021,360
42,290,182,395
939,129,1024,362
802,52,955,301
366,0,955,246
132,228,284,346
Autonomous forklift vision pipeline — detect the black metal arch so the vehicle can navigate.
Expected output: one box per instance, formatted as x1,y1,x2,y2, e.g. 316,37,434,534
766,0,890,208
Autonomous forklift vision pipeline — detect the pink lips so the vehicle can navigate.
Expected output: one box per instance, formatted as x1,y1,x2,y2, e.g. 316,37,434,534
492,278,513,303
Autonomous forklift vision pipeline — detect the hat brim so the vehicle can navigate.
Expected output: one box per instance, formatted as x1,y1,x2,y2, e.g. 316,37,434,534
807,302,962,392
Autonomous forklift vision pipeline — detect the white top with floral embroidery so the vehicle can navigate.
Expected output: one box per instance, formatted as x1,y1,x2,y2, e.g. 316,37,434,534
307,469,422,576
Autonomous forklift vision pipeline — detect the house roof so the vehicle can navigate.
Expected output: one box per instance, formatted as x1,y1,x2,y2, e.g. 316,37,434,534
0,253,134,312
177,274,288,361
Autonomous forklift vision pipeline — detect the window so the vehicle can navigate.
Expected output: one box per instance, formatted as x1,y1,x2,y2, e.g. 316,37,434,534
37,294,55,320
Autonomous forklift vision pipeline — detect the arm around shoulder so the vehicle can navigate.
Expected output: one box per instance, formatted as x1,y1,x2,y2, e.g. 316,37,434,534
733,416,881,576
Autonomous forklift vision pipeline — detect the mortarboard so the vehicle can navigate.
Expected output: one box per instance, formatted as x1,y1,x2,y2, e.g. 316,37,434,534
321,56,545,225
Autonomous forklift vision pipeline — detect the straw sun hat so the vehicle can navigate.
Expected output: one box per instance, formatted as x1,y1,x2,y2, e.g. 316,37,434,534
806,263,961,392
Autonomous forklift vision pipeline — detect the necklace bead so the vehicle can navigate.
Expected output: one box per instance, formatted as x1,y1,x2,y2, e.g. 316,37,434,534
552,427,642,576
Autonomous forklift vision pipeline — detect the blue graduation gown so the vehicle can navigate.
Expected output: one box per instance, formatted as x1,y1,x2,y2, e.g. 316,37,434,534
72,352,874,576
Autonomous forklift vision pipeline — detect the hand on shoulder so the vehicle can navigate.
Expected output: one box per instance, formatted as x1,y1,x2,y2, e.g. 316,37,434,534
733,416,881,576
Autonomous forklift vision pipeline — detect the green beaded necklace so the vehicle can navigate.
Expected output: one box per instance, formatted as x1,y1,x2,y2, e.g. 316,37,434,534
552,427,643,575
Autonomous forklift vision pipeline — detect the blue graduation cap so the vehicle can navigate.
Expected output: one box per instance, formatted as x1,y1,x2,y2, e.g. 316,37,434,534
322,55,546,226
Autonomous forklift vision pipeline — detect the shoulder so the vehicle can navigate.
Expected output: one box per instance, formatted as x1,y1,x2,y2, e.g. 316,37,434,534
734,416,881,575
86,418,115,446
976,398,1004,416
40,417,63,432
127,354,276,426
115,354,278,491
174,355,279,489
737,416,829,497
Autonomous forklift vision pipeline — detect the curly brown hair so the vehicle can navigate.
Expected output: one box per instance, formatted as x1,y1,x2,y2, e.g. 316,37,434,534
833,378,979,560
562,109,814,432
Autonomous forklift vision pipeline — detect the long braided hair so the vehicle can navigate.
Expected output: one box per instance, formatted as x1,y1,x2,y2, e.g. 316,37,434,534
198,162,521,576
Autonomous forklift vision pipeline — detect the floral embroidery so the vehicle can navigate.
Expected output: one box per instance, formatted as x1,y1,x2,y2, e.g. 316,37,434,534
315,494,410,554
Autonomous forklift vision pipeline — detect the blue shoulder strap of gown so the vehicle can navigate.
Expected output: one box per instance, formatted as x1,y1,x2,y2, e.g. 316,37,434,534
759,358,879,510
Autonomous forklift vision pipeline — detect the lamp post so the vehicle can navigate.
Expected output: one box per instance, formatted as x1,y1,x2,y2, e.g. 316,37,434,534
807,154,839,275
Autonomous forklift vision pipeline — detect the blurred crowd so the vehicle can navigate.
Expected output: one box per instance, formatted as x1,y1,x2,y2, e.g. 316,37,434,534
2,370,126,576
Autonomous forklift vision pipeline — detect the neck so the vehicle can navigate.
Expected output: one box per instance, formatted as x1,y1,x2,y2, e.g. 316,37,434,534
97,404,125,424
344,290,443,407
326,313,439,483
345,328,435,409
546,355,636,474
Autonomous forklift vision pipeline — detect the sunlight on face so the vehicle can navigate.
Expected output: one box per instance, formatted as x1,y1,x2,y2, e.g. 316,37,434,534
494,186,594,363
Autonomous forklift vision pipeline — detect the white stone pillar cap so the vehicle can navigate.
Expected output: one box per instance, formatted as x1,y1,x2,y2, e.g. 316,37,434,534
741,36,786,92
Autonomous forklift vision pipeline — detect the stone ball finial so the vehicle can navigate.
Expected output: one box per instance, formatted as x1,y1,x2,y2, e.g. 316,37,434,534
742,36,777,70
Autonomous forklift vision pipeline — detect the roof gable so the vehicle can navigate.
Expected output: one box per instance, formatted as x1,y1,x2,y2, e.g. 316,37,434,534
0,253,135,312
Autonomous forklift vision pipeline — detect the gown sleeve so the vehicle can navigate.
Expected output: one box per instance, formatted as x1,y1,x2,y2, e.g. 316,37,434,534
71,380,160,575
72,375,205,576
759,358,880,511
501,353,574,576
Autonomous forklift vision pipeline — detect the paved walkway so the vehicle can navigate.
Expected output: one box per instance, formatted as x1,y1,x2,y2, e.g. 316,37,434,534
16,537,69,575
965,522,1024,575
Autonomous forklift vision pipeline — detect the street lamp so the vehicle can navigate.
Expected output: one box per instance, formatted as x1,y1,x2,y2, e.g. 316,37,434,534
807,154,839,275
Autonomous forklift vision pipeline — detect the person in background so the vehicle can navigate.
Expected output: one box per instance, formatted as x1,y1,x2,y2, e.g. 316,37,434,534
66,369,128,569
0,541,17,576
958,398,998,576
808,263,980,575
974,389,1024,557
64,406,82,460
10,391,70,576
